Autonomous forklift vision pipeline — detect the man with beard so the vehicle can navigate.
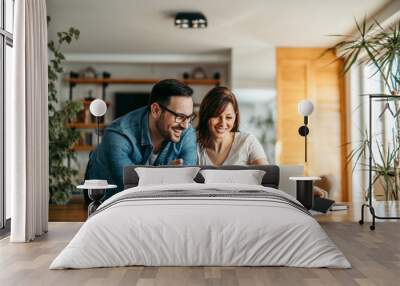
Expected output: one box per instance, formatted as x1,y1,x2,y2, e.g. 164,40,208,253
85,79,197,199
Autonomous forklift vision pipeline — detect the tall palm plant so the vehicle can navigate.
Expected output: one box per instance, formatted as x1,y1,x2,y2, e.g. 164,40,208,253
331,18,400,200
332,19,399,94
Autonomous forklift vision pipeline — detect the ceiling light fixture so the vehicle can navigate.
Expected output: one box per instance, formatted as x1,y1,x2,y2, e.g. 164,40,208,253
175,12,207,29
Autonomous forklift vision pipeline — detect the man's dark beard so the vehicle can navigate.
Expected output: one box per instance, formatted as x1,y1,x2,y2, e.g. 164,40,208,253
155,115,184,142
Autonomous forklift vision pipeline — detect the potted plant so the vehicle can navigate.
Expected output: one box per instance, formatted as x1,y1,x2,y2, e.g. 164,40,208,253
48,17,83,205
331,19,400,201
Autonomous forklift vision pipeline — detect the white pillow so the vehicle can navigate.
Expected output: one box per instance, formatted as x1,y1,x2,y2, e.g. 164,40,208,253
200,169,266,185
135,167,200,186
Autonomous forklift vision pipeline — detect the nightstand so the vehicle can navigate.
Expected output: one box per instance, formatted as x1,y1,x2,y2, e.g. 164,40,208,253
77,180,117,216
289,176,321,210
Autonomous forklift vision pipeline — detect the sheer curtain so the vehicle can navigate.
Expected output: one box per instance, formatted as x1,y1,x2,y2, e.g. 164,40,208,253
7,0,49,242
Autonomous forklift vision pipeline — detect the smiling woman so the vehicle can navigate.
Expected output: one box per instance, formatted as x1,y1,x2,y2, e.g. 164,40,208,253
196,86,268,166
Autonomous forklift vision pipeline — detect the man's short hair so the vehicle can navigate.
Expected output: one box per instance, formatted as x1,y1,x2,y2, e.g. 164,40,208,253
148,79,193,109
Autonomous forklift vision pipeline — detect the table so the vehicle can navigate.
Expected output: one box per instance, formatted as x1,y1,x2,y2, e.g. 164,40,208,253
77,183,117,216
289,176,321,210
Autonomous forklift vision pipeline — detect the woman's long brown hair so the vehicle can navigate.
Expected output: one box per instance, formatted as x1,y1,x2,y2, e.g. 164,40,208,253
196,86,240,149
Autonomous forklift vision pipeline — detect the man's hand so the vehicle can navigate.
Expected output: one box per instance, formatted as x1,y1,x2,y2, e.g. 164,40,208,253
313,186,326,198
170,158,183,165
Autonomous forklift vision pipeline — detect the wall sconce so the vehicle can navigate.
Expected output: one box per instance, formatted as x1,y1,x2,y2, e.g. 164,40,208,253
89,99,107,145
298,100,314,162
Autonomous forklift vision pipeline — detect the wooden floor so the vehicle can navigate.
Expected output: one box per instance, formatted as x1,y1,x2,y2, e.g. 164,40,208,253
2,203,400,286
49,195,88,222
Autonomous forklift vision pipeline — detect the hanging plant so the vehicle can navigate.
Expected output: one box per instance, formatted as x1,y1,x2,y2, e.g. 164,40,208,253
47,16,83,205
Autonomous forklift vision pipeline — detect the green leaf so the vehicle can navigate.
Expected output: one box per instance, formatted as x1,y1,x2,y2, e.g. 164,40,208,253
47,17,81,204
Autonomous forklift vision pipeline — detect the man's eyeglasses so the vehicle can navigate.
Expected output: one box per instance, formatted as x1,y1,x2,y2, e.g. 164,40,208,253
158,103,196,123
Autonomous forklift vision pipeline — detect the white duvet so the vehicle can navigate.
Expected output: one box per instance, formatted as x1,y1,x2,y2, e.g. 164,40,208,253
50,183,351,269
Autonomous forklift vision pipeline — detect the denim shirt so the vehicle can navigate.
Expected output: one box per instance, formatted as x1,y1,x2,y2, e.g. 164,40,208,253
86,106,197,199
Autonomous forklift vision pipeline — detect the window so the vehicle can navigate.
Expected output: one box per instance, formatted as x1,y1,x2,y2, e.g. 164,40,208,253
1,0,14,230
349,58,398,202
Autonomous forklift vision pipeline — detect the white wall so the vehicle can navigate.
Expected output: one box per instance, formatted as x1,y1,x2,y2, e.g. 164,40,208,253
231,46,275,90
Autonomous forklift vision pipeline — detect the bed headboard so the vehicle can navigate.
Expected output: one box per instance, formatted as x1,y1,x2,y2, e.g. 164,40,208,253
123,165,280,189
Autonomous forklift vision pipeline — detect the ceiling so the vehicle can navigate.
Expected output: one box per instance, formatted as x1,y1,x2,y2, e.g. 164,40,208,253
47,0,393,54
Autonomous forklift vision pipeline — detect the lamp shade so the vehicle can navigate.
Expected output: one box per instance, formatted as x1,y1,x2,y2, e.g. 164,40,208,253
89,99,107,117
298,100,314,116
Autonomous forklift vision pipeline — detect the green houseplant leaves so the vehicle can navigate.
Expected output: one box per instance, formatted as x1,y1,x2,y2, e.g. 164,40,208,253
48,17,83,204
332,18,400,201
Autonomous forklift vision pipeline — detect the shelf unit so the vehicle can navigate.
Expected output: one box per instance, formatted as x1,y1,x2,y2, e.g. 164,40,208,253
65,72,221,101
67,95,110,152
64,77,220,87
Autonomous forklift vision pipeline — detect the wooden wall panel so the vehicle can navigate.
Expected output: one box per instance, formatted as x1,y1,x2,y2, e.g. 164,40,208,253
277,60,309,164
276,48,349,201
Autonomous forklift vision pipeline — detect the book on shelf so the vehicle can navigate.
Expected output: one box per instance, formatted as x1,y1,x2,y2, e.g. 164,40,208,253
83,132,93,146
330,203,349,211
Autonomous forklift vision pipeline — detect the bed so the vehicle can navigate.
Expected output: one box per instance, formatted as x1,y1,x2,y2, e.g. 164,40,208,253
50,165,350,269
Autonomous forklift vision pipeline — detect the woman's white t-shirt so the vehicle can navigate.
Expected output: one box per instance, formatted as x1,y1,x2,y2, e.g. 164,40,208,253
197,132,267,166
